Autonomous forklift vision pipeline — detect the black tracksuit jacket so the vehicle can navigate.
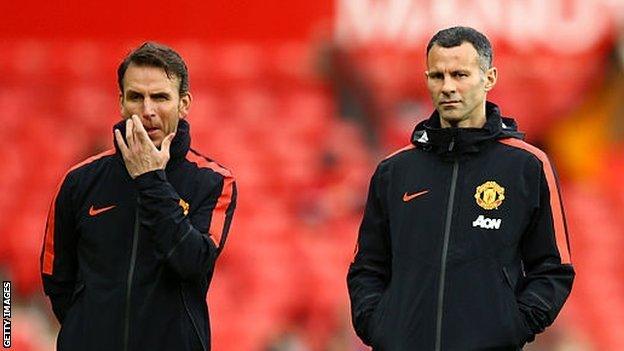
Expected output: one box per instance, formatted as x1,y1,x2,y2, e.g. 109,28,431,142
41,119,236,351
347,102,575,351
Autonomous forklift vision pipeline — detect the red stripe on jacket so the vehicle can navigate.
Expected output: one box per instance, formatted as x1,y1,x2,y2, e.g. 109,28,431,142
42,149,116,275
186,152,234,248
384,144,416,160
498,138,571,264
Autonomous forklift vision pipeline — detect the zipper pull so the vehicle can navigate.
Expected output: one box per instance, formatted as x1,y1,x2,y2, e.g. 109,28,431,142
448,137,455,152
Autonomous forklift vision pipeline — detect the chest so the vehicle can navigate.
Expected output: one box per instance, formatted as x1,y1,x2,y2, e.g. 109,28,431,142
72,163,198,252
385,153,539,262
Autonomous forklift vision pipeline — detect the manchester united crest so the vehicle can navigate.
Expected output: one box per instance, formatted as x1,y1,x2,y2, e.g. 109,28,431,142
179,198,190,216
474,181,505,210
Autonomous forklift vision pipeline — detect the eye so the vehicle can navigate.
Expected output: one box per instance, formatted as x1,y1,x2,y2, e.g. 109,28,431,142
429,73,443,80
152,94,170,101
127,94,143,101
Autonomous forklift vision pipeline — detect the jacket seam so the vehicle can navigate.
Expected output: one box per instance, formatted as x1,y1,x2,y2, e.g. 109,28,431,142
528,291,552,310
165,225,194,260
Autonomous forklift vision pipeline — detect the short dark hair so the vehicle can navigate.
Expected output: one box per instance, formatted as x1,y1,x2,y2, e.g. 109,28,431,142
117,42,190,96
426,26,493,71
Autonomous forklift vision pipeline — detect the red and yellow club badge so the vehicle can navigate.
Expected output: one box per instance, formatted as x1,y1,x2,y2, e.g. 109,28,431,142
474,181,505,210
179,198,190,216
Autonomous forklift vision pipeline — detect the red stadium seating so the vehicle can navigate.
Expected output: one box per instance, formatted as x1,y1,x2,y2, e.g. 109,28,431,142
2,39,621,351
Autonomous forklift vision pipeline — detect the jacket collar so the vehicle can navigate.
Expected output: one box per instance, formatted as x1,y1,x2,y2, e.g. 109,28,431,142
112,119,191,170
411,101,524,157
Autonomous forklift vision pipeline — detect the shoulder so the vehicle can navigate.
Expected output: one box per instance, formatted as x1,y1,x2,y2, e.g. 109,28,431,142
379,143,417,167
377,143,418,173
184,149,236,202
368,143,418,181
384,143,417,160
64,148,116,183
185,149,235,183
496,138,553,170
50,148,116,201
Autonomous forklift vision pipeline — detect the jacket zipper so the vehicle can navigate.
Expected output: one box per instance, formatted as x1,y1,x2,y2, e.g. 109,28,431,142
123,201,140,351
434,158,459,351
181,287,208,351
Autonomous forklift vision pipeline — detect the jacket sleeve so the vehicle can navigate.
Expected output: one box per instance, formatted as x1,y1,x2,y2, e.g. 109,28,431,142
517,161,575,342
135,169,236,281
347,165,391,346
41,173,79,323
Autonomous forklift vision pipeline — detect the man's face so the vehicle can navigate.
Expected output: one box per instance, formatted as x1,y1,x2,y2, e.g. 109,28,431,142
425,42,496,128
120,64,191,147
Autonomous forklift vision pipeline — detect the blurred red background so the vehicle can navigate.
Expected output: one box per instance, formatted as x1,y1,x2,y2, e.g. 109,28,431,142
1,0,623,350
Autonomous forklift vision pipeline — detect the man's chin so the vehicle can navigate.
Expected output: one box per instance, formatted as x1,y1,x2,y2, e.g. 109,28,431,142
150,137,163,149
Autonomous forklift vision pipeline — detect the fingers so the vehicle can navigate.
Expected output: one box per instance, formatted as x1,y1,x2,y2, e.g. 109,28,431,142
131,115,158,150
160,133,175,155
125,118,134,147
131,114,145,132
114,129,129,157
131,114,149,139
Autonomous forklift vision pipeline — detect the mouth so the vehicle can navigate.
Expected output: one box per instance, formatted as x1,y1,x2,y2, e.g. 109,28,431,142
145,127,161,137
440,100,461,105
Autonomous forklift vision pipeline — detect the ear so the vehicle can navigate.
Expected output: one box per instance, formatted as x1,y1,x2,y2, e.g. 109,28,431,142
178,92,192,119
484,67,498,92
119,93,125,116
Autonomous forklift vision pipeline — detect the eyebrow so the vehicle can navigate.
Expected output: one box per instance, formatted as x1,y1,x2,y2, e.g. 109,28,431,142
125,90,172,98
428,69,471,76
150,92,171,98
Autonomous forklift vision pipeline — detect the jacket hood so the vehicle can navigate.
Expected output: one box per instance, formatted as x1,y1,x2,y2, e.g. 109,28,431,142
112,118,191,169
411,101,524,156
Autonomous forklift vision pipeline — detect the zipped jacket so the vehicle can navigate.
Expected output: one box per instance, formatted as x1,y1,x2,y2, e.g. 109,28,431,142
41,119,236,351
347,102,575,351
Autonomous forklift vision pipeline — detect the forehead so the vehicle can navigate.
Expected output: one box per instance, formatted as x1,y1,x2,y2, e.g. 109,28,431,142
426,42,481,71
122,64,180,92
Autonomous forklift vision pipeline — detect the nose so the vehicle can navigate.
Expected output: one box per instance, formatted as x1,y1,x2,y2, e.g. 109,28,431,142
441,76,456,96
141,98,156,117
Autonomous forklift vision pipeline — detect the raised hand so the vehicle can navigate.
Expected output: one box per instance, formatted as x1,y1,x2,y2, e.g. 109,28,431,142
114,115,175,179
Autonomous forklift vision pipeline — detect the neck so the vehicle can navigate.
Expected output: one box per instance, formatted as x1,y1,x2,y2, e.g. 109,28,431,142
440,115,486,129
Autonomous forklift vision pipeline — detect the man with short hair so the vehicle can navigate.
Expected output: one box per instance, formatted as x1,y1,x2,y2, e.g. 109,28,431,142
41,42,236,351
347,26,575,350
